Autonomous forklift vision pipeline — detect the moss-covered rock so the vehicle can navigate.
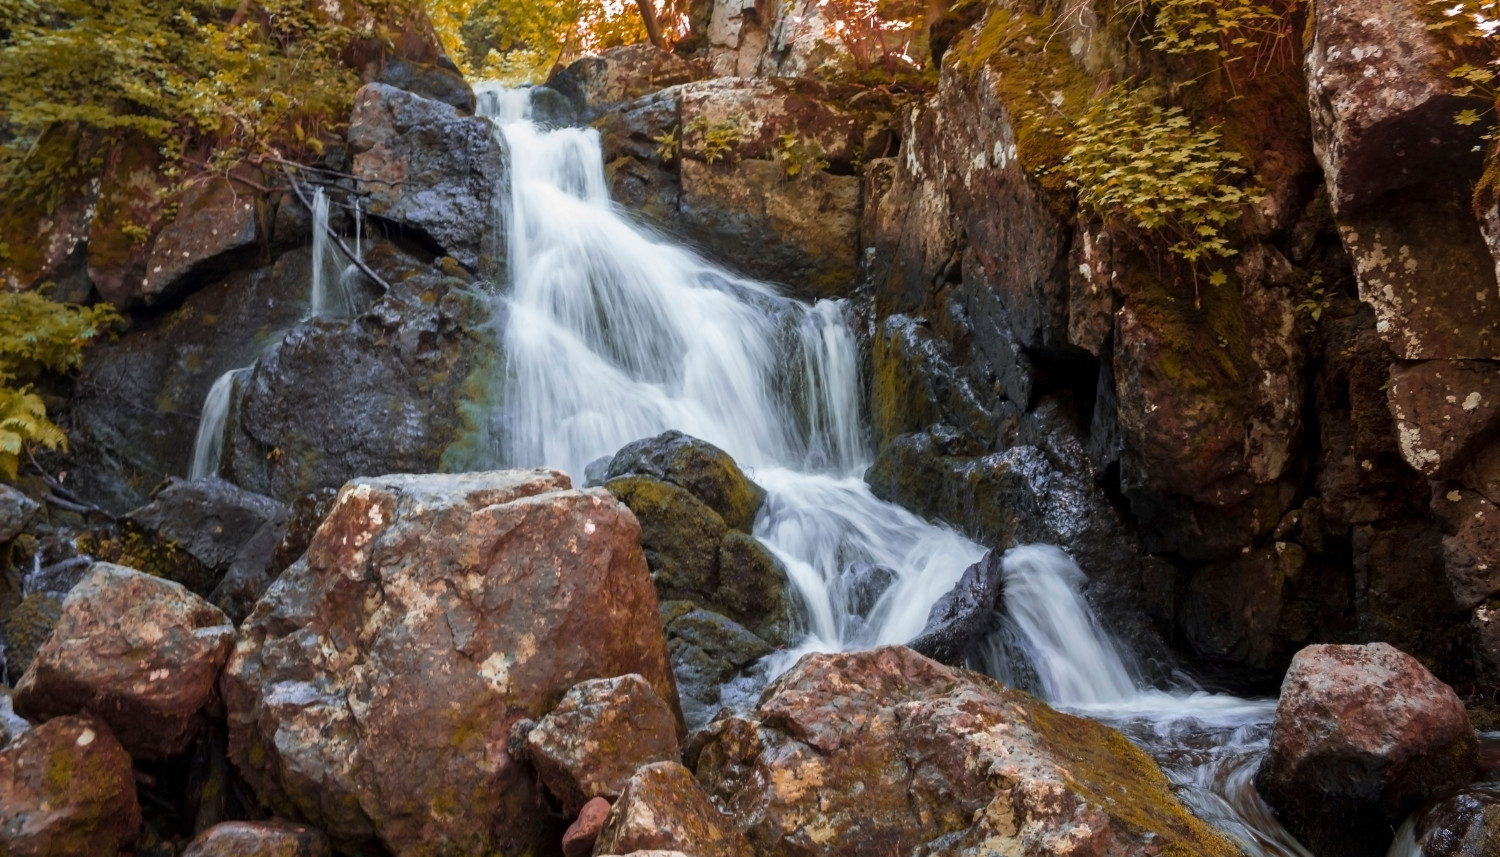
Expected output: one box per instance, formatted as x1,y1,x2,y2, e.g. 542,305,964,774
603,430,765,533
695,646,1244,857
0,715,141,857
2,593,63,683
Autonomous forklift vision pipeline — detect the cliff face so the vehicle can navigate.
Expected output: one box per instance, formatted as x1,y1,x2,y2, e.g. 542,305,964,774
8,0,1499,697
621,0,1500,691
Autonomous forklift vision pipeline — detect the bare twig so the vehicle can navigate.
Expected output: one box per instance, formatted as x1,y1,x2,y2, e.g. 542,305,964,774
258,155,403,187
25,447,117,521
280,165,393,296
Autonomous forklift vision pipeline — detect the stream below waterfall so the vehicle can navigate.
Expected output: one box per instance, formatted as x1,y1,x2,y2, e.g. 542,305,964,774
471,83,1344,857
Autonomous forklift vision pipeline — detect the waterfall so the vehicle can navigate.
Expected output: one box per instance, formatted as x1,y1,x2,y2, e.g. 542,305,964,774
474,84,1316,857
188,368,243,480
307,186,356,319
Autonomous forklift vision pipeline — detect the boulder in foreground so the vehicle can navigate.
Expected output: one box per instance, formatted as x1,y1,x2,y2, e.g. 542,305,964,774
222,469,681,857
695,646,1241,856
0,715,140,857
1256,642,1478,857
14,562,235,759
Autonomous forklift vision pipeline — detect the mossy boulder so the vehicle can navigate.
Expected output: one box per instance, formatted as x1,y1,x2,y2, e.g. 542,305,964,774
603,430,765,533
695,646,1244,857
0,715,141,857
605,473,792,645
2,593,63,683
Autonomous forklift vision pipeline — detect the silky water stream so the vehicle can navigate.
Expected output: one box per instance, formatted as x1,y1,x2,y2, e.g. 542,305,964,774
472,83,1327,857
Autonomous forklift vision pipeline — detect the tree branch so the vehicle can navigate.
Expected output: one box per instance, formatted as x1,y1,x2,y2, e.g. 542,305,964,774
279,166,394,297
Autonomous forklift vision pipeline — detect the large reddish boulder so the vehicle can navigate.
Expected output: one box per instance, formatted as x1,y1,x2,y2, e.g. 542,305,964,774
1257,643,1479,857
514,673,681,815
593,762,750,857
181,820,332,857
222,470,682,857
0,715,141,857
14,562,236,759
695,646,1239,857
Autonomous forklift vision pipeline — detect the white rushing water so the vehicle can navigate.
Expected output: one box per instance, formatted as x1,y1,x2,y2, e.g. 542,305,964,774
475,84,1320,857
188,368,245,480
308,186,358,319
475,83,983,667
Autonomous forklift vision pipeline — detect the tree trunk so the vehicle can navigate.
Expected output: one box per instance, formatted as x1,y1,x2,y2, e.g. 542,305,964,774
635,0,666,49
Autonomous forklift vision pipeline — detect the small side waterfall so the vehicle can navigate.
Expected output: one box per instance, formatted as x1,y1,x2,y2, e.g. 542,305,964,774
307,186,357,319
188,185,362,479
188,368,244,479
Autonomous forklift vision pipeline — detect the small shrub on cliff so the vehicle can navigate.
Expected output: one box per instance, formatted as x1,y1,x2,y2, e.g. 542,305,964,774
0,0,412,249
1061,85,1262,296
0,292,121,481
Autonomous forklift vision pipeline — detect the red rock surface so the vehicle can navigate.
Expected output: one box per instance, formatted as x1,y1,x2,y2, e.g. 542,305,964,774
222,469,681,857
1257,642,1478,857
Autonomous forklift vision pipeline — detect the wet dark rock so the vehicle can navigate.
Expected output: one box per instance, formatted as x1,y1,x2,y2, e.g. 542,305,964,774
63,246,315,512
661,602,772,731
604,430,765,533
907,551,1003,665
208,513,291,625
21,557,92,599
515,674,681,815
524,85,579,127
839,562,897,616
374,55,475,115
549,44,704,121
124,477,288,594
1178,542,1312,674
1257,642,1478,857
593,761,751,857
0,715,141,857
1413,783,1500,857
180,821,330,857
348,83,507,269
2,593,63,684
695,646,1240,856
1435,487,1500,611
0,485,39,544
14,563,234,759
870,315,999,451
226,257,487,504
222,470,681,856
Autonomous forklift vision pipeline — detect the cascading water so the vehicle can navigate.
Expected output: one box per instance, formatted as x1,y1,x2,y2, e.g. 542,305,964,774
189,185,362,479
474,84,1319,856
475,83,983,669
188,368,245,479
307,186,358,319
